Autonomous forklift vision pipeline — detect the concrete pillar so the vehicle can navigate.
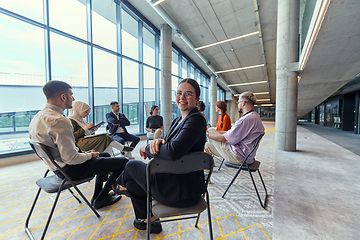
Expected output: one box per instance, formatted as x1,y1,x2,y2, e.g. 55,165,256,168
230,96,238,123
210,75,217,127
160,24,172,135
275,0,299,151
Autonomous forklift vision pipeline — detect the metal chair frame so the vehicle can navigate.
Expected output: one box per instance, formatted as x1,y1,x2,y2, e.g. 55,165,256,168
146,152,214,240
219,134,268,209
26,142,100,240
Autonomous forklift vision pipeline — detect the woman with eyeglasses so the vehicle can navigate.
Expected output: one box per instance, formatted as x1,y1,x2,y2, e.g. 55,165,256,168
145,105,163,140
68,101,133,155
215,100,231,131
113,78,207,234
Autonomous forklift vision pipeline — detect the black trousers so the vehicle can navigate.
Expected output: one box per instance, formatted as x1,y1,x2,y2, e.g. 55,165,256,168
112,132,140,148
56,155,128,201
117,160,158,219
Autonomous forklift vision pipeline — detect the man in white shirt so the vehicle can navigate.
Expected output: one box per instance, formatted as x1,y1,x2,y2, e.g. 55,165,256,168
29,80,129,209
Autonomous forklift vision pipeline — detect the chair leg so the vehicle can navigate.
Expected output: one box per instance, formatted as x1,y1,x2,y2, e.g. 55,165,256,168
146,194,152,240
71,184,100,217
218,158,225,171
39,180,66,240
25,187,42,240
206,191,214,240
222,162,246,198
195,213,201,228
67,188,81,203
248,169,268,209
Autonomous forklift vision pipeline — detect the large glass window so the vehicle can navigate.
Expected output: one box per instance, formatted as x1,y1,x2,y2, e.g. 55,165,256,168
0,0,43,23
92,0,117,52
49,0,87,40
143,28,155,66
182,58,187,78
50,32,89,108
93,48,117,131
0,15,45,139
122,9,138,60
122,58,139,133
171,51,178,76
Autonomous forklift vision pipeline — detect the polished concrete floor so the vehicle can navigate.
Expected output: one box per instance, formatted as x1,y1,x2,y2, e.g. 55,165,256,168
0,121,359,240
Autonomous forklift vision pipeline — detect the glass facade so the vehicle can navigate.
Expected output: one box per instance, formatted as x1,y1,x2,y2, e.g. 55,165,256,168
0,0,212,155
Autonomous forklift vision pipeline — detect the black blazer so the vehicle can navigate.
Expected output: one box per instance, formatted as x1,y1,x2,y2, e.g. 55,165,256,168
105,112,130,134
145,107,207,207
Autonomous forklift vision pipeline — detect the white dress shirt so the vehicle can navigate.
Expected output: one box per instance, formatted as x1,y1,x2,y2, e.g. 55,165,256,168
29,103,92,171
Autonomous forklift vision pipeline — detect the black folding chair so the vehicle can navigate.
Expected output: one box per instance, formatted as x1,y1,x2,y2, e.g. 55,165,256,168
146,152,214,240
219,134,268,209
25,142,100,240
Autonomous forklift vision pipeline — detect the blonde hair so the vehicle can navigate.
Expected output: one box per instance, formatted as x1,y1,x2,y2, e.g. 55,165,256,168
239,92,257,105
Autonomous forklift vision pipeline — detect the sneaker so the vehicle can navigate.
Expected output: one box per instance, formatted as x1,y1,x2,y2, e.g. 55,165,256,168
123,151,135,160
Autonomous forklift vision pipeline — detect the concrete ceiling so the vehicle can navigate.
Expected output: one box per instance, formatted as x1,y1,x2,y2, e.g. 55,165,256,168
297,0,360,117
127,0,360,118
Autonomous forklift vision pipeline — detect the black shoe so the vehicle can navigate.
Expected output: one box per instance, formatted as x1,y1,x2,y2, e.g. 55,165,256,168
112,183,130,197
133,218,162,234
91,192,116,205
123,146,134,152
93,194,122,209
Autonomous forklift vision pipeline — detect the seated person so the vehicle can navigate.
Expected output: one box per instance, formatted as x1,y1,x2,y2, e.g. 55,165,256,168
68,101,133,155
29,80,129,209
145,105,163,140
205,92,265,165
113,78,207,234
106,101,140,159
215,100,231,131
197,100,207,122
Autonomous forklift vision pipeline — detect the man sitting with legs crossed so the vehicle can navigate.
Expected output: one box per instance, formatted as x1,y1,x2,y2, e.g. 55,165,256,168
205,92,265,165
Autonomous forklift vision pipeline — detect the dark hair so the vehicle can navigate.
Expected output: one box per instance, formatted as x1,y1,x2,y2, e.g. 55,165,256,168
197,101,205,111
110,101,119,106
216,101,227,128
179,78,200,98
150,105,159,115
42,80,72,100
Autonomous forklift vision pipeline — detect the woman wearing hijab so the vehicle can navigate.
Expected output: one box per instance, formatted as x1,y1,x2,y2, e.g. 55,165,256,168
68,101,132,155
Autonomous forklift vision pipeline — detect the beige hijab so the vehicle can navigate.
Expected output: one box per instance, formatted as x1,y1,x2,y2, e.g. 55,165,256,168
68,101,90,130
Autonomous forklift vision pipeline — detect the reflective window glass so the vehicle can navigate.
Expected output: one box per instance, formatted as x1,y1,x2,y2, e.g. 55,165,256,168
122,58,139,133
49,0,87,40
93,48,117,131
182,58,187,78
122,9,138,60
92,0,117,52
143,28,155,66
171,51,178,76
0,0,43,23
0,15,45,146
50,33,88,104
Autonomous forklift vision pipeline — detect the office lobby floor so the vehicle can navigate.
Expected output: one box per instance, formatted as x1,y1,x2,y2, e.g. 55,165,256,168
0,121,359,240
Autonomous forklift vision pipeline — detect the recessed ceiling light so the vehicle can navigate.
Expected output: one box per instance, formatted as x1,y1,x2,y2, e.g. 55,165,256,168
153,0,165,6
194,31,259,51
216,64,264,74
228,80,267,87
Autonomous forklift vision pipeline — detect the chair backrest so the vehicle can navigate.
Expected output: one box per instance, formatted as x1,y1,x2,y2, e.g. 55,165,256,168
243,133,264,163
146,152,214,190
29,142,67,176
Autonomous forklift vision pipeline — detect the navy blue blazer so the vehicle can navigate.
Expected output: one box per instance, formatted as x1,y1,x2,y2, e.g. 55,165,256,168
105,112,130,135
145,107,207,207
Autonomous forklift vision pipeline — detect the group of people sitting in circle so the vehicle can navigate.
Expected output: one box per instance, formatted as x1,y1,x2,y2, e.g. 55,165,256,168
29,78,264,234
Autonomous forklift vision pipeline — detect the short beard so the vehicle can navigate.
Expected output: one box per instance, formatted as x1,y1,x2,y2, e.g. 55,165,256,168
238,108,243,113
